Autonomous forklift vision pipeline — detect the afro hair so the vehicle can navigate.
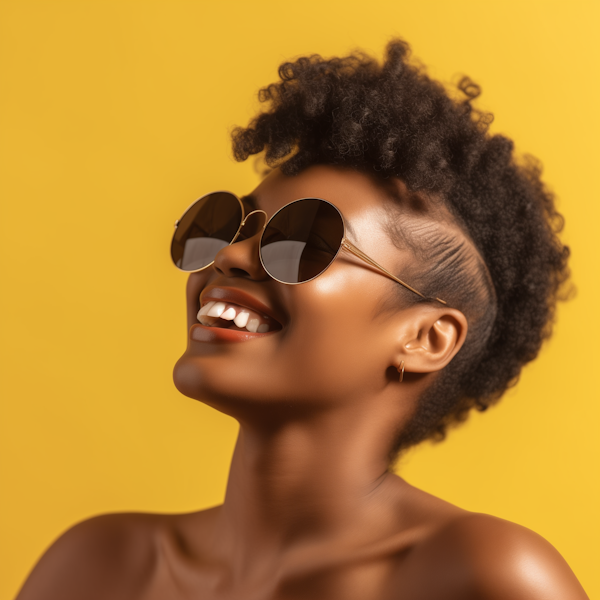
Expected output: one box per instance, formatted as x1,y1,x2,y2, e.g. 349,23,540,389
231,39,571,457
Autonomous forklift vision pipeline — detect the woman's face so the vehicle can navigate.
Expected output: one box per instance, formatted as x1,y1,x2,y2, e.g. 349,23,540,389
173,165,435,421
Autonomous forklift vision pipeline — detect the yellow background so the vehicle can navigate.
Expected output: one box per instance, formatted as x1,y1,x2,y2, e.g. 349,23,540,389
1,1,598,597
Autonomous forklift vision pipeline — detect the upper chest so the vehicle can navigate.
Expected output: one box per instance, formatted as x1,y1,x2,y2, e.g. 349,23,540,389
135,531,470,600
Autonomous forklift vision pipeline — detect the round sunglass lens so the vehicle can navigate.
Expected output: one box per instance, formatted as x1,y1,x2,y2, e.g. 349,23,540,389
260,198,344,283
171,192,242,271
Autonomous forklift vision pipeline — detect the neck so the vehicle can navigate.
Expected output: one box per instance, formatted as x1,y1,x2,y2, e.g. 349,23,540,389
211,401,409,567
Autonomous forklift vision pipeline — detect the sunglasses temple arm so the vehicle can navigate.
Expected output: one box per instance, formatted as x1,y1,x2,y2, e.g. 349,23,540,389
341,240,446,305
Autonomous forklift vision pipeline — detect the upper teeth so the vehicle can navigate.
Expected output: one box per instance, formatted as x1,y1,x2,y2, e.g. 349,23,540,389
198,301,272,333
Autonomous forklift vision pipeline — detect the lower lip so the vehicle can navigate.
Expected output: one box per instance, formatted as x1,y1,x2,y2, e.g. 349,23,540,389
190,323,275,343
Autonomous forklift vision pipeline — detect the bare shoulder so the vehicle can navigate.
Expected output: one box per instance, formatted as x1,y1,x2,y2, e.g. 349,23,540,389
415,512,589,599
15,512,161,600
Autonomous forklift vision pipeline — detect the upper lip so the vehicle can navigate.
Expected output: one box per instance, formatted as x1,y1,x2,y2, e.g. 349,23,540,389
200,286,285,328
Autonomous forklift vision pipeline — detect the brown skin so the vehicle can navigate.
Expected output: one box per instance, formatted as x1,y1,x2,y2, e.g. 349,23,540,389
16,166,588,599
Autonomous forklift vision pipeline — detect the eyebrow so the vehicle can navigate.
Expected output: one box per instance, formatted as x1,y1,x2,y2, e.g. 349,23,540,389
240,194,259,211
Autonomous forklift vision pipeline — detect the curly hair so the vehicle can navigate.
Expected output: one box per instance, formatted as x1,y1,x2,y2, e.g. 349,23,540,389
231,39,571,458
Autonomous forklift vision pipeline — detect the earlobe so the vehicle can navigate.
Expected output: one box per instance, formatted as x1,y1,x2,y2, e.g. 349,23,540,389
396,307,468,375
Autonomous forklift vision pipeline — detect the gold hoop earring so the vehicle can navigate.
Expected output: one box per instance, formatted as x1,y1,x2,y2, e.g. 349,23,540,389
398,361,405,383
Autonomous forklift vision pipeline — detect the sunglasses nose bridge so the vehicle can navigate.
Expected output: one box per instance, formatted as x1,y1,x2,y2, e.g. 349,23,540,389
240,209,268,231
210,209,270,281
234,209,269,247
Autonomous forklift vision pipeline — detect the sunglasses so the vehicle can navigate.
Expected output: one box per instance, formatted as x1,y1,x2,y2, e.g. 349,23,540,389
171,191,446,304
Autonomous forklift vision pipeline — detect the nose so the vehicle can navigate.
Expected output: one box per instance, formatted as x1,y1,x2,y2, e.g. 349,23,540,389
212,211,269,280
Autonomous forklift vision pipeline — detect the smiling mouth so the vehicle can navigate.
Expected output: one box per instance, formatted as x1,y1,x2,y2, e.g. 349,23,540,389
197,301,282,334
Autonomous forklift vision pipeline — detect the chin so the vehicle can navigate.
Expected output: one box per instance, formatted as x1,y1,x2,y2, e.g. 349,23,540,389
172,352,207,402
172,349,269,418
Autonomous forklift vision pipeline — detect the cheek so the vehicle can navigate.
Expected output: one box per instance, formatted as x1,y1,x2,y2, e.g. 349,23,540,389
268,267,391,400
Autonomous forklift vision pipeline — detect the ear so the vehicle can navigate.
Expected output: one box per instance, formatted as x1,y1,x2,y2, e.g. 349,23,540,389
394,305,468,374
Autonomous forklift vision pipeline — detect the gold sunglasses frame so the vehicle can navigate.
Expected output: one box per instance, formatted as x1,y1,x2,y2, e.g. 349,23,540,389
172,191,446,305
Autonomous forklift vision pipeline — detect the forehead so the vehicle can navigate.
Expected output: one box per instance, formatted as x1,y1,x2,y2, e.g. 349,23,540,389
246,165,473,264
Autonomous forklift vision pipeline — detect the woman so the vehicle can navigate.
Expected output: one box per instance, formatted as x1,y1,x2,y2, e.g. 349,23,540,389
17,40,588,599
